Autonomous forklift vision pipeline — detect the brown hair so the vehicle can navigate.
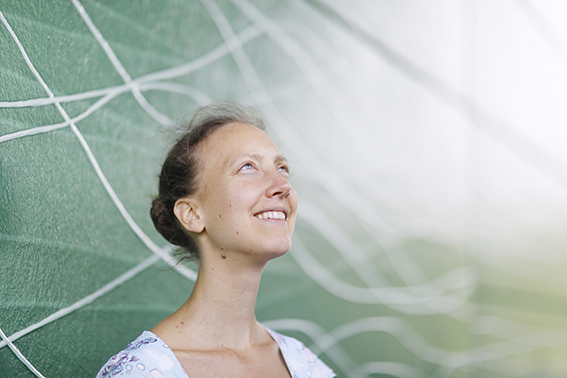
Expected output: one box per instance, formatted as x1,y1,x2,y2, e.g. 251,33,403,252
150,101,266,262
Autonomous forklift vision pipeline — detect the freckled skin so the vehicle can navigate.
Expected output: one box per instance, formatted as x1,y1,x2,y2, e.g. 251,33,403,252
194,123,298,260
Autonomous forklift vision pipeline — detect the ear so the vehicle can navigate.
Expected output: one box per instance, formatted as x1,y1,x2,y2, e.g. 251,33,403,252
174,197,205,233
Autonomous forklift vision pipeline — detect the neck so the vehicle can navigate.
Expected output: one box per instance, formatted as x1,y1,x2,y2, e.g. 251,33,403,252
159,251,269,351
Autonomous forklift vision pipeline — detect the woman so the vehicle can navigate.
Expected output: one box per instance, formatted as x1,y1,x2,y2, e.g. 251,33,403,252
96,102,335,378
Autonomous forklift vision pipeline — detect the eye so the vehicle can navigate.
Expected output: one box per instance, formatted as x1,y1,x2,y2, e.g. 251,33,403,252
238,162,254,172
278,165,290,175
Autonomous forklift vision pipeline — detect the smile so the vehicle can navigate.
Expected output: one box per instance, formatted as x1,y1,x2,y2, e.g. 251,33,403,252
254,211,287,221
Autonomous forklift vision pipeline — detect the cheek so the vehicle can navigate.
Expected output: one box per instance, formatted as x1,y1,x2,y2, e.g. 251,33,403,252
228,182,260,209
290,189,299,211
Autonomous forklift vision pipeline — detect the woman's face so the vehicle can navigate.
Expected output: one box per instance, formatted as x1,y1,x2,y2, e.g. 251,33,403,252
194,123,298,260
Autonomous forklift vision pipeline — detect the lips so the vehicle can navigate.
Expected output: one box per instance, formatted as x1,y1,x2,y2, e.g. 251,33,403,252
254,210,287,221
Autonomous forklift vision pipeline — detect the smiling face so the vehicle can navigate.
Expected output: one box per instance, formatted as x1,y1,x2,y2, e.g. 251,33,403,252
191,122,298,261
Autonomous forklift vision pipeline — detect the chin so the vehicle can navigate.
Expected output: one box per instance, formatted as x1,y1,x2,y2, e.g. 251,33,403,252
265,240,292,259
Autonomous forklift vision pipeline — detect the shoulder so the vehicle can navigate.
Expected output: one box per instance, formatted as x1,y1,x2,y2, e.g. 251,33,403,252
96,331,187,378
265,327,336,378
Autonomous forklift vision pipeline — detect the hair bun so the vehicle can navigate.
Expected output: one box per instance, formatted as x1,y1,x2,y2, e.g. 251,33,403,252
150,198,191,249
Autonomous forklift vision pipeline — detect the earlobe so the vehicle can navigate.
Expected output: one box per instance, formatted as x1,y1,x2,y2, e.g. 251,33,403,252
174,198,205,233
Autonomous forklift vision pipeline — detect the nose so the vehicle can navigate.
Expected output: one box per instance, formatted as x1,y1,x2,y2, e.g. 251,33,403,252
265,169,293,199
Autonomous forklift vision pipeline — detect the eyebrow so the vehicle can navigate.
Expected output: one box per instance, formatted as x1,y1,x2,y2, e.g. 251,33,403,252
246,153,288,163
274,154,288,164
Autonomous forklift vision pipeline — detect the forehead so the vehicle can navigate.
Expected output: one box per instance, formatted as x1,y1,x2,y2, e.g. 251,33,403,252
200,123,281,167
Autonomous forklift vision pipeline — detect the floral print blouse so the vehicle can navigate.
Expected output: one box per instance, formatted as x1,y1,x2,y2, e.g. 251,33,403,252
96,327,335,378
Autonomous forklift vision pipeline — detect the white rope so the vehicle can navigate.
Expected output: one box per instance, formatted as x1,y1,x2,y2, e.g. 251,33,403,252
71,0,171,125
0,22,264,110
0,255,160,349
0,326,46,378
0,121,69,143
0,84,128,108
1,4,197,281
290,237,475,312
0,91,118,144
0,7,197,363
0,83,197,144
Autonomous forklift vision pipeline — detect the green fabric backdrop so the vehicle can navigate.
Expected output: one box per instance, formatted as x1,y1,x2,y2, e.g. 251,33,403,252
2,1,567,377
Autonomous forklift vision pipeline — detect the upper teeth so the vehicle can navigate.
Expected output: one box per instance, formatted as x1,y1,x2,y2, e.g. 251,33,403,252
256,211,286,220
